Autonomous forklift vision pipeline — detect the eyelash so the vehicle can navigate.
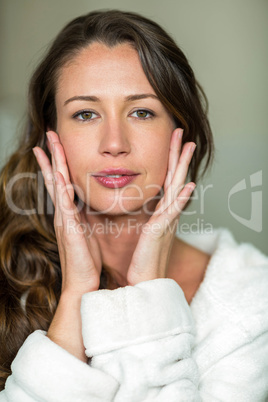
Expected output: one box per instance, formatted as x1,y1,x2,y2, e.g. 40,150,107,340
72,109,155,122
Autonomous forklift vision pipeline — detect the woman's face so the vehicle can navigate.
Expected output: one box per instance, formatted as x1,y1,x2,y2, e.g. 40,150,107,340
55,42,175,215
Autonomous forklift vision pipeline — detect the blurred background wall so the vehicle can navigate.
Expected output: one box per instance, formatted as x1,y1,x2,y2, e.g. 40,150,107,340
0,0,267,253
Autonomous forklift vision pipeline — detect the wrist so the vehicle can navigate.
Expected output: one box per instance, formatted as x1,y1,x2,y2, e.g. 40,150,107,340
61,282,99,300
47,291,87,362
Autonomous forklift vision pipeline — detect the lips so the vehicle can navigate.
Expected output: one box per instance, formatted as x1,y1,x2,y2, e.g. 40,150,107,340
92,168,139,177
92,168,140,189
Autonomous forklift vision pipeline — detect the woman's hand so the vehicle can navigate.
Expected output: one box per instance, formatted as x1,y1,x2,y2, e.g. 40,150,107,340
33,130,101,295
127,128,196,286
33,130,102,361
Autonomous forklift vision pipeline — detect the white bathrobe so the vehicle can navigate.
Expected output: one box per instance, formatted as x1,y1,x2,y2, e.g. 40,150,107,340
1,228,268,401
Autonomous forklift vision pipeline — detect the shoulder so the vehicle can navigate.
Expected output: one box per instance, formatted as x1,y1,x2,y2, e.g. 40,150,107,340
202,228,268,286
177,227,268,294
177,228,268,338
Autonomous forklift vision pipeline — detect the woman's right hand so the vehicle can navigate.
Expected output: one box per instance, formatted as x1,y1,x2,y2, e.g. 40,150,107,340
33,130,102,361
34,130,101,295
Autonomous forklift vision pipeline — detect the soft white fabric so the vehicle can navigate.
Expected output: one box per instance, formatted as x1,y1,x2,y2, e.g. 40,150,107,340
1,228,268,401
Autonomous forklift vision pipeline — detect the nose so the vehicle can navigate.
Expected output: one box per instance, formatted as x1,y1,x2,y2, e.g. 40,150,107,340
98,119,131,157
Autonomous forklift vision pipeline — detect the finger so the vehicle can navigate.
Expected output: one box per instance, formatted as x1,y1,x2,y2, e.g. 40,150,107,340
54,170,79,230
54,171,80,225
52,143,74,201
33,147,55,203
164,128,183,191
46,130,61,146
156,182,196,218
47,131,74,201
153,183,195,238
54,171,64,228
46,131,59,173
156,141,195,213
54,171,99,288
168,182,196,216
168,142,196,202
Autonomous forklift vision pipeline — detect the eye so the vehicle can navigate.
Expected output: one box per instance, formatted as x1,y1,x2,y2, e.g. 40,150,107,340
130,109,155,119
72,110,98,121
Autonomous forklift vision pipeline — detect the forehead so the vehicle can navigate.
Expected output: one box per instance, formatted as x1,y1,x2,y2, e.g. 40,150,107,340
56,42,155,101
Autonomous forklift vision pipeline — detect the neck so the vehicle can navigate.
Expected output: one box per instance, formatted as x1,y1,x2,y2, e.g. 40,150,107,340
84,207,154,286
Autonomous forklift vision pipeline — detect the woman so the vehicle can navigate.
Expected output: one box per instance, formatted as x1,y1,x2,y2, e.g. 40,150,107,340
0,10,267,401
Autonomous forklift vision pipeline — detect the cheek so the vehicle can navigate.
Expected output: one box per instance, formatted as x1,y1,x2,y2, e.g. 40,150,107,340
59,129,91,165
146,139,170,181
59,138,86,184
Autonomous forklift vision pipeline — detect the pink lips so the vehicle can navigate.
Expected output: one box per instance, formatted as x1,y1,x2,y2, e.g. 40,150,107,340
92,168,140,189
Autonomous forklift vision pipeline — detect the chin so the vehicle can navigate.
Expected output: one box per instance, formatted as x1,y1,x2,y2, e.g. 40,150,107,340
84,199,149,218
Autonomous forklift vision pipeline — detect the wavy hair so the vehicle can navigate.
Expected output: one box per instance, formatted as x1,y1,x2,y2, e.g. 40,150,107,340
0,9,214,389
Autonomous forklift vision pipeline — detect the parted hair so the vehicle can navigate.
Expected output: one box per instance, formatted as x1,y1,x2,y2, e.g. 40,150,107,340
0,9,214,389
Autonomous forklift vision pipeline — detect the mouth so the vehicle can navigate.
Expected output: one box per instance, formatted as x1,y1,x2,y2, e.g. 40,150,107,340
92,168,139,177
92,168,140,189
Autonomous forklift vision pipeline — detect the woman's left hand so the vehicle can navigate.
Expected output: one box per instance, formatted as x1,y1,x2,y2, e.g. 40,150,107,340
127,128,196,286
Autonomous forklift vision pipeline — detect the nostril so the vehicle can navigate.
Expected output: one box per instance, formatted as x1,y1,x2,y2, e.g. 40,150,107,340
103,150,129,156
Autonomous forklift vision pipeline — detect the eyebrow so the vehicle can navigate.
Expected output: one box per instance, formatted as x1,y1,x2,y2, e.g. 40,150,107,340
64,93,159,106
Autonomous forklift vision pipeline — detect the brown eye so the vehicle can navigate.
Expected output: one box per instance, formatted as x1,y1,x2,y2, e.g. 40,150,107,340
137,110,148,118
73,110,98,121
131,109,154,119
80,111,93,120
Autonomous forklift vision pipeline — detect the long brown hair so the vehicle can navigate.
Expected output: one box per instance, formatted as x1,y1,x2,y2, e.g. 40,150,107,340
0,9,214,389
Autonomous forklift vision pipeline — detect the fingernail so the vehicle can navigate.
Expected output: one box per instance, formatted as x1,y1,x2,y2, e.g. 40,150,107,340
46,131,52,143
32,147,38,157
190,144,196,153
178,129,183,139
